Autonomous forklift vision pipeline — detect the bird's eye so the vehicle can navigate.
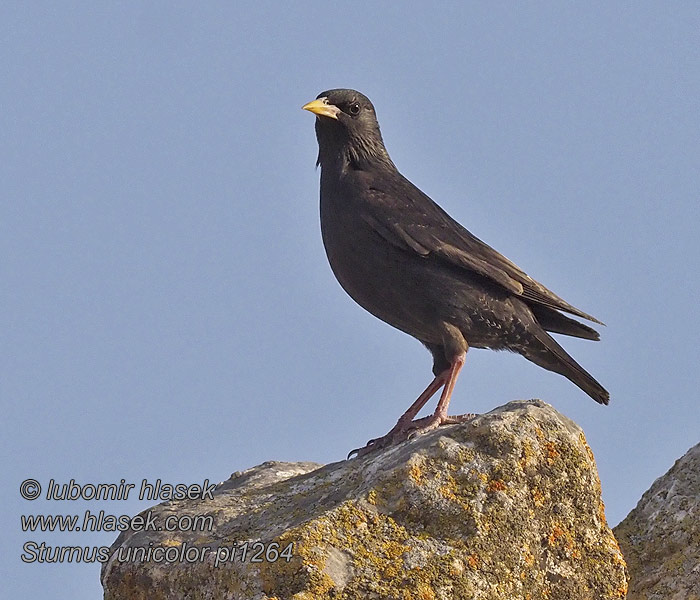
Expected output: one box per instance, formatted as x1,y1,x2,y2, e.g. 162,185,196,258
348,102,361,116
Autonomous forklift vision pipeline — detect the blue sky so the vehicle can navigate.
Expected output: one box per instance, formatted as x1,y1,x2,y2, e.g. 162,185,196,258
2,3,699,598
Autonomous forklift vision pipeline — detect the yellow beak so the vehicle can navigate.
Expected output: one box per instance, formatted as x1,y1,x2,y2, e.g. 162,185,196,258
302,98,340,120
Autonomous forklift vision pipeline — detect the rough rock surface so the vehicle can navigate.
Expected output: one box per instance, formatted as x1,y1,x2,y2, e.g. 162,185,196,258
614,442,700,600
102,400,627,599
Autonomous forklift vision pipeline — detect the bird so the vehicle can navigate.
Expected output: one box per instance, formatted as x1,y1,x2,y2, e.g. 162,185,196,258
302,89,608,457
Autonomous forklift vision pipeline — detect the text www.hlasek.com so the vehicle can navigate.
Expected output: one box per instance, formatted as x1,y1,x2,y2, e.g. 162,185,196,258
21,510,212,534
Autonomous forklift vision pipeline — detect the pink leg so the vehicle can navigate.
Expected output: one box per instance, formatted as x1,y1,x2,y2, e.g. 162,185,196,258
408,352,475,432
349,351,476,458
391,372,448,428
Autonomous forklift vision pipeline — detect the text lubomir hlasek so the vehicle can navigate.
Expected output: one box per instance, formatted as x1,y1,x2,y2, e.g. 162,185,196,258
44,479,217,501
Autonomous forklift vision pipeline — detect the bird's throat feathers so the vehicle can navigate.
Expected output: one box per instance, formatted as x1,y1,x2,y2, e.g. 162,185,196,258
315,119,395,173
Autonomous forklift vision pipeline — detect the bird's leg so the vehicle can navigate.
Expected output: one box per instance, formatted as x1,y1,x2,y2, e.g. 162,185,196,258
389,373,448,432
406,351,476,434
347,373,447,458
348,351,476,458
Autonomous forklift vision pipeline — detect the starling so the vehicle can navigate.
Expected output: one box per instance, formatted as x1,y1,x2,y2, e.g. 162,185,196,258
303,89,608,457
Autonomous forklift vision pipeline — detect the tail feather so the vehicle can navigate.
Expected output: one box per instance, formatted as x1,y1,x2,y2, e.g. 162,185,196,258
525,329,609,405
531,305,600,341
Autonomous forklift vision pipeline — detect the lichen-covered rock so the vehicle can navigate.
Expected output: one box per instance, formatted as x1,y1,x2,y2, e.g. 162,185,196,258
614,442,700,600
101,400,627,599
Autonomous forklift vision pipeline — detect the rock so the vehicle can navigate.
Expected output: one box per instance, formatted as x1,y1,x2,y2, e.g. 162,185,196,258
614,442,700,600
101,400,627,599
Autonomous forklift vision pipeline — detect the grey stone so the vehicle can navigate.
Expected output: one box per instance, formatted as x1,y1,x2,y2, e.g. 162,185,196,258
615,442,700,600
102,400,627,599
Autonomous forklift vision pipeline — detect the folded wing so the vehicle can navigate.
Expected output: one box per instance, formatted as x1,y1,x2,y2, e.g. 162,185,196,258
360,176,604,326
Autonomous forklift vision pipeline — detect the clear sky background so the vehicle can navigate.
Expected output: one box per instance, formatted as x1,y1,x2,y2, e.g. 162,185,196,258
2,3,699,598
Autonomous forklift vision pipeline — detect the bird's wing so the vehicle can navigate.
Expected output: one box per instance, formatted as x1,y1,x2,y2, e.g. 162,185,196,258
360,177,603,325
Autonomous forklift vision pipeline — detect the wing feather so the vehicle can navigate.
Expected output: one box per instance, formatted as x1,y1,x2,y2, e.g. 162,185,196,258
358,174,603,325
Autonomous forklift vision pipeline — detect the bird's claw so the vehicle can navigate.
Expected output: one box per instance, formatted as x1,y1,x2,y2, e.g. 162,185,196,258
347,436,381,459
348,434,396,459
347,413,478,459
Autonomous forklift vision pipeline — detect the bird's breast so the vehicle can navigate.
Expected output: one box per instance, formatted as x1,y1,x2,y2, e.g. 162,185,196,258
319,180,447,343
318,175,525,350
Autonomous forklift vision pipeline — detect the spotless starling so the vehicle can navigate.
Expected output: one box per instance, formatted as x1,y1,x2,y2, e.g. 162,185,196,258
303,89,608,457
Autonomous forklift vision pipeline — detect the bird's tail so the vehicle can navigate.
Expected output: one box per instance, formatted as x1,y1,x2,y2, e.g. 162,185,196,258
530,305,601,341
525,328,609,405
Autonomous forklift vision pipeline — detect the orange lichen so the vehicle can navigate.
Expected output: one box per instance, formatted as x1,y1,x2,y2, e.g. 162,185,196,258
548,524,566,546
544,441,559,462
408,459,425,485
416,582,437,600
531,488,545,507
439,484,457,501
487,479,507,493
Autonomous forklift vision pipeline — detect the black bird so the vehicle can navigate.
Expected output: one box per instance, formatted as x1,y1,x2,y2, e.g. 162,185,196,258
303,89,608,456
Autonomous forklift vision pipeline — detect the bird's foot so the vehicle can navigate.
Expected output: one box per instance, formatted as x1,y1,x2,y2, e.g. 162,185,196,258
347,417,416,459
407,412,477,438
347,412,477,459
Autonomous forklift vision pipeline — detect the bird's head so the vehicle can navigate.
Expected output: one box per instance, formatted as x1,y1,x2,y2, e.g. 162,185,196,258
303,89,394,170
